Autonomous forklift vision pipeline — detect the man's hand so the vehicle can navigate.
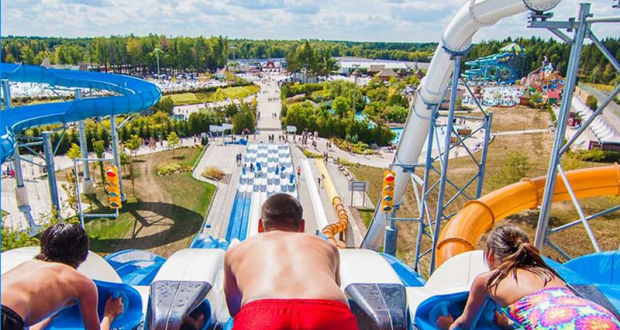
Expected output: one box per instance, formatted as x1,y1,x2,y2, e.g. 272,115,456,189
437,314,454,330
103,296,124,320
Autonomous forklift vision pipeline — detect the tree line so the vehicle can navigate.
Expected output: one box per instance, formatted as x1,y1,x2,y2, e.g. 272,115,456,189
2,35,618,84
1,35,229,74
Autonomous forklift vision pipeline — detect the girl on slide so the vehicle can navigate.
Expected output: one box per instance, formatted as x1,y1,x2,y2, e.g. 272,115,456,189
437,224,620,330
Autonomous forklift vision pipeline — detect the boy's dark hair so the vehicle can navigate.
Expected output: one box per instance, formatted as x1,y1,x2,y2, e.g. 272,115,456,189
484,224,559,293
35,223,89,268
261,193,303,230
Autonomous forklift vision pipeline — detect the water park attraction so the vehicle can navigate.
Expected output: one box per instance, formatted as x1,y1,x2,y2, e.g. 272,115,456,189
2,0,620,330
462,43,527,85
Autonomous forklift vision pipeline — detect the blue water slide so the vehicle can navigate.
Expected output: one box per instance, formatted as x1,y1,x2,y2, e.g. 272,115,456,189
237,193,253,241
48,280,143,330
0,63,161,163
104,250,166,286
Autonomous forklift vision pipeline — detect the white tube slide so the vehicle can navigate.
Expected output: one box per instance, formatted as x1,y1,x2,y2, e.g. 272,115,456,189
362,0,561,249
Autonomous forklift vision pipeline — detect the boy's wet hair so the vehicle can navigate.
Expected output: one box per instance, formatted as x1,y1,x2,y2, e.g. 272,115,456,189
261,193,303,230
35,223,89,268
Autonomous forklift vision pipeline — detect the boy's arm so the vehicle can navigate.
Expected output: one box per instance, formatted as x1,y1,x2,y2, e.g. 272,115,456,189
77,278,102,330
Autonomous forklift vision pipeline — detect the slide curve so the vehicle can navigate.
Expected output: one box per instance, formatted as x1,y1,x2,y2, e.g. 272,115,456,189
436,164,620,267
1,63,161,164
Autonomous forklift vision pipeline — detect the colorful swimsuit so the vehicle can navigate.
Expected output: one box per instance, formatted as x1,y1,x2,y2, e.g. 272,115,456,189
502,287,620,330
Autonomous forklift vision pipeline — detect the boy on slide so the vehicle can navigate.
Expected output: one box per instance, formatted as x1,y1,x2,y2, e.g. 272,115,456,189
1,223,124,330
224,193,359,330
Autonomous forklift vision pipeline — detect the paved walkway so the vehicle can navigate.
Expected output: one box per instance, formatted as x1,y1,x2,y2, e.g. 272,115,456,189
193,143,245,238
256,74,285,131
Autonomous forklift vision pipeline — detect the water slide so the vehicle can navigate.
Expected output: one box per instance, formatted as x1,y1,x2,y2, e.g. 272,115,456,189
0,63,162,164
362,0,562,249
435,164,620,267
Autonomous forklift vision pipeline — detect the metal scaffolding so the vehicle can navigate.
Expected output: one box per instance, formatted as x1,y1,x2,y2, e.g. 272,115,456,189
531,3,620,259
383,50,494,274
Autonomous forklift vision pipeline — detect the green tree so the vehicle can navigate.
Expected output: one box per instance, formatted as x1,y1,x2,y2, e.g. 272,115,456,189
92,139,107,186
67,143,81,161
166,132,180,156
232,106,256,134
490,151,531,188
126,134,143,157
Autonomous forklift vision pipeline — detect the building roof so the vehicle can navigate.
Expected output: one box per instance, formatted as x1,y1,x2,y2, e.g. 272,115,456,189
375,68,399,78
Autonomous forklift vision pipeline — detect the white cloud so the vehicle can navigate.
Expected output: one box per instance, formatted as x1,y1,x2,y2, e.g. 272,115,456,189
1,0,617,42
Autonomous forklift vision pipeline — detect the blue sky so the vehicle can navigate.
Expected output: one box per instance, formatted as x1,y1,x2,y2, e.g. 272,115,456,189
1,0,618,42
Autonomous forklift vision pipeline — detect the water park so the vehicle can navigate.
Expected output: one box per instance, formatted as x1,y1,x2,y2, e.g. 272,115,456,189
1,0,620,330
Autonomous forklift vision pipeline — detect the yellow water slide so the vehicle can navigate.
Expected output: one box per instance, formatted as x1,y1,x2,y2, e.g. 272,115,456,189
315,159,349,247
435,165,620,267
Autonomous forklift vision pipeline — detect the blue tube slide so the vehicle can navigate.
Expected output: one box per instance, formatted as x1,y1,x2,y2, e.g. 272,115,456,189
1,63,161,164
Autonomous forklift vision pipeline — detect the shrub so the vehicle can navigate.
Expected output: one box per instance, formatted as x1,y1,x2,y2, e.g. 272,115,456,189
490,151,531,188
574,149,620,163
202,167,225,180
156,162,189,176
586,95,598,111
302,149,322,158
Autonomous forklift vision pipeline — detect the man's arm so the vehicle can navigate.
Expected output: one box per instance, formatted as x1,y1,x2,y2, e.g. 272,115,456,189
333,245,342,287
223,249,243,317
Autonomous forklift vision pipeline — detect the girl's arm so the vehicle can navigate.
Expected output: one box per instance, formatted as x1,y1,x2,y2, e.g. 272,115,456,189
437,275,490,330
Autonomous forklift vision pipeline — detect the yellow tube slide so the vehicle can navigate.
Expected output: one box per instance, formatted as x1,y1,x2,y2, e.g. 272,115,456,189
436,164,620,267
315,159,348,247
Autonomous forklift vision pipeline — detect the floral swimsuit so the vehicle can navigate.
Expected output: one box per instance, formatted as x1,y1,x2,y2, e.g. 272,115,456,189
502,287,620,330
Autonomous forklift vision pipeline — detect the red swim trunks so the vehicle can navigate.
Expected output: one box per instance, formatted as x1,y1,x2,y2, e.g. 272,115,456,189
232,299,359,330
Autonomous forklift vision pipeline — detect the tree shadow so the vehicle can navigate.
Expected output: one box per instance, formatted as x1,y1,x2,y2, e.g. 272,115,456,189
84,201,203,254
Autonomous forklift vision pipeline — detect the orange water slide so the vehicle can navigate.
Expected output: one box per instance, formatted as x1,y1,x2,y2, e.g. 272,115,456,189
435,165,620,267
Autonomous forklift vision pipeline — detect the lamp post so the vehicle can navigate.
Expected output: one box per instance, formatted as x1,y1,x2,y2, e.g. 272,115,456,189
352,64,361,115
154,48,163,77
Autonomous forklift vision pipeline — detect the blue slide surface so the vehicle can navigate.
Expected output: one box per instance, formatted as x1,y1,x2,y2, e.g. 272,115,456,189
1,63,161,163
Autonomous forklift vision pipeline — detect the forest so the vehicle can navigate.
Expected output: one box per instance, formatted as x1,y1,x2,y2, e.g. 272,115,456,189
2,35,618,84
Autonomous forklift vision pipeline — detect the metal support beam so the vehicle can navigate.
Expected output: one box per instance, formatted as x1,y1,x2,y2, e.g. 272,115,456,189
429,55,463,273
476,112,493,198
12,146,30,207
110,115,125,201
534,4,590,249
2,80,12,109
43,131,61,214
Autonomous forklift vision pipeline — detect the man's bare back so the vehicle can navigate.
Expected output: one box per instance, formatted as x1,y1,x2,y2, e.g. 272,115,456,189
224,231,346,315
1,260,98,326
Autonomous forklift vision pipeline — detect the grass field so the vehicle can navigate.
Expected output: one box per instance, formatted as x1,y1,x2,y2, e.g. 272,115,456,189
168,93,199,105
349,105,620,275
82,147,215,257
168,85,260,106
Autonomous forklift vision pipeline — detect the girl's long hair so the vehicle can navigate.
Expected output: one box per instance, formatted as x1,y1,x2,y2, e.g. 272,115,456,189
484,225,559,292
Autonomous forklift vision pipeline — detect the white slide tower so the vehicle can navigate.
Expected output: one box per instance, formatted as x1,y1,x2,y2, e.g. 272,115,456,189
362,0,562,249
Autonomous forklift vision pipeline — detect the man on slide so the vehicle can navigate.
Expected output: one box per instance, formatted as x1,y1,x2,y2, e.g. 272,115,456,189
1,223,124,330
224,193,358,330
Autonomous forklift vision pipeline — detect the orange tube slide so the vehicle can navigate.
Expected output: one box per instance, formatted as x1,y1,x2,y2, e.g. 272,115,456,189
436,164,620,267
316,159,348,247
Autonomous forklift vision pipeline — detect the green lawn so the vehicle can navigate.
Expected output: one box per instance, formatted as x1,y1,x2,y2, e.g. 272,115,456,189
83,147,216,257
168,93,199,105
167,85,260,106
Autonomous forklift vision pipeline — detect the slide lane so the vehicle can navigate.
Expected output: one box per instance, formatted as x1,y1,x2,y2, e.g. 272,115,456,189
436,165,620,267
1,64,161,163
